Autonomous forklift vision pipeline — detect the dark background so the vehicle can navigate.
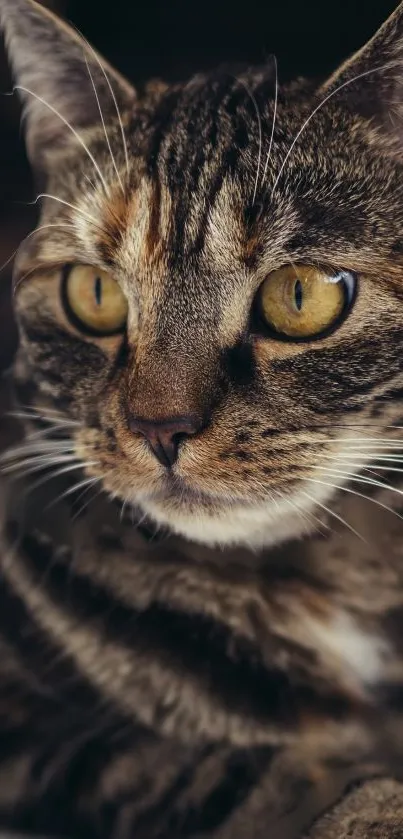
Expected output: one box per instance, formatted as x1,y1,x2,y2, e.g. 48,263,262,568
0,0,397,365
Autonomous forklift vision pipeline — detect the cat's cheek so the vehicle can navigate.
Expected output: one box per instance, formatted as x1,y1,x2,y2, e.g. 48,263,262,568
74,421,165,502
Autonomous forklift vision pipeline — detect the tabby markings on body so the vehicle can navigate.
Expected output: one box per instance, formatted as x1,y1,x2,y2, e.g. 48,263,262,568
0,0,402,836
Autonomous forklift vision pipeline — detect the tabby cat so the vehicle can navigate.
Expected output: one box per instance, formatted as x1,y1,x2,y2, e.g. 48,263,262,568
0,0,402,836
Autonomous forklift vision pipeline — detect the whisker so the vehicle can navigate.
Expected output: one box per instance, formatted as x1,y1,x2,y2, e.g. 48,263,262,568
32,194,108,236
272,486,328,535
0,442,74,464
12,406,78,423
300,489,366,543
3,424,74,440
0,223,77,279
323,455,403,466
26,420,77,435
13,85,110,195
84,173,98,192
130,508,149,532
16,426,70,444
261,54,278,187
2,454,77,476
45,475,101,511
23,460,98,497
237,77,262,206
325,424,403,433
15,428,74,449
332,441,403,449
1,431,74,450
83,55,124,194
74,26,130,176
314,467,403,499
13,263,59,291
304,477,403,524
8,414,78,440
1,439,75,467
1,439,74,457
318,460,403,481
272,61,401,195
72,484,105,521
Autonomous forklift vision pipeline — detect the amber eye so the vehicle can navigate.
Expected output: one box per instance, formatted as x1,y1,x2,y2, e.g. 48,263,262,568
62,265,128,335
256,264,356,340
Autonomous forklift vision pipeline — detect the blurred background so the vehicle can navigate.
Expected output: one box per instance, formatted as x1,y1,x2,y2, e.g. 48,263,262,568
0,0,397,367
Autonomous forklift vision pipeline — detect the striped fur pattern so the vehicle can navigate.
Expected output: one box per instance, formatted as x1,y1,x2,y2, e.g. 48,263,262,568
0,0,402,835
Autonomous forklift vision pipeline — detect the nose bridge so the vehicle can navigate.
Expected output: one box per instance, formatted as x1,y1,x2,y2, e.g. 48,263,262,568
126,266,225,421
127,328,217,422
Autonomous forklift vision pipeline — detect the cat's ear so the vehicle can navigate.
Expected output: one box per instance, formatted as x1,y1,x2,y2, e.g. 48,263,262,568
320,2,403,153
0,0,136,171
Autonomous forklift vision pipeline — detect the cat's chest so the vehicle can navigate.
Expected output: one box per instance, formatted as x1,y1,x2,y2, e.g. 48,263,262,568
284,486,403,697
1,473,403,752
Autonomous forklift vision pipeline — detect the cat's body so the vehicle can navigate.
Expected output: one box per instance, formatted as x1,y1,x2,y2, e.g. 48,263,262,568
0,392,401,839
1,384,403,839
0,0,403,835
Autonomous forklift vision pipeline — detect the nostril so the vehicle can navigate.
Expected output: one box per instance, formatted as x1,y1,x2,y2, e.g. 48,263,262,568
171,431,188,448
151,437,178,468
128,414,202,468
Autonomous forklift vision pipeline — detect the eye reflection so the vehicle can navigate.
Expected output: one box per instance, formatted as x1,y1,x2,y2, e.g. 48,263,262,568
256,264,356,340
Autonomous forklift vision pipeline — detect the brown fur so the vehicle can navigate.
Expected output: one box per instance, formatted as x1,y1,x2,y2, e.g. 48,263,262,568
0,0,403,836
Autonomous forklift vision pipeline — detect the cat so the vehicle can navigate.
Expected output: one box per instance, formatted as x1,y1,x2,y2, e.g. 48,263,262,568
0,0,402,836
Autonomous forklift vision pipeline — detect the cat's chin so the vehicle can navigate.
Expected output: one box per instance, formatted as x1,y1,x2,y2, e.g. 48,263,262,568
132,489,320,549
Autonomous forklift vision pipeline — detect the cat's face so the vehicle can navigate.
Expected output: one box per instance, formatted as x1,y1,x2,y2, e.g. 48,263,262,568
2,0,403,547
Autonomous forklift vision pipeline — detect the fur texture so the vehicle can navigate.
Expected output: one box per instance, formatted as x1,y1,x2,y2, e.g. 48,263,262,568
0,0,402,836
2,0,403,549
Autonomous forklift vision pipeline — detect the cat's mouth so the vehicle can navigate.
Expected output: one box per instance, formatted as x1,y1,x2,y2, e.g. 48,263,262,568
128,470,316,548
127,470,254,513
155,473,241,508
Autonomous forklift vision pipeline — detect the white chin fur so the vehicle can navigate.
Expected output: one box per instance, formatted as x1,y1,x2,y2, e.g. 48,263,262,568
135,484,330,549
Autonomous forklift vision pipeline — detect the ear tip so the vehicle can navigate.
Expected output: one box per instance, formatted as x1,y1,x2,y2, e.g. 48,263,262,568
0,0,67,43
0,0,45,36
0,0,42,10
0,0,31,18
0,0,136,172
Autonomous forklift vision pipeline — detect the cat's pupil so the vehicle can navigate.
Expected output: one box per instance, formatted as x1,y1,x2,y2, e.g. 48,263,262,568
94,276,102,307
294,279,303,312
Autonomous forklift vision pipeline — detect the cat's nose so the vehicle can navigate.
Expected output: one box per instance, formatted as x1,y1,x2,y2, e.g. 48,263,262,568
128,415,201,467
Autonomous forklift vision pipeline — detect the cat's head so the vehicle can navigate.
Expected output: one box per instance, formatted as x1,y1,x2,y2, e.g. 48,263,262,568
1,0,403,548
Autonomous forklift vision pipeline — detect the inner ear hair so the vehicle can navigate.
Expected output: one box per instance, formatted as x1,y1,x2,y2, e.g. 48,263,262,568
319,1,403,151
